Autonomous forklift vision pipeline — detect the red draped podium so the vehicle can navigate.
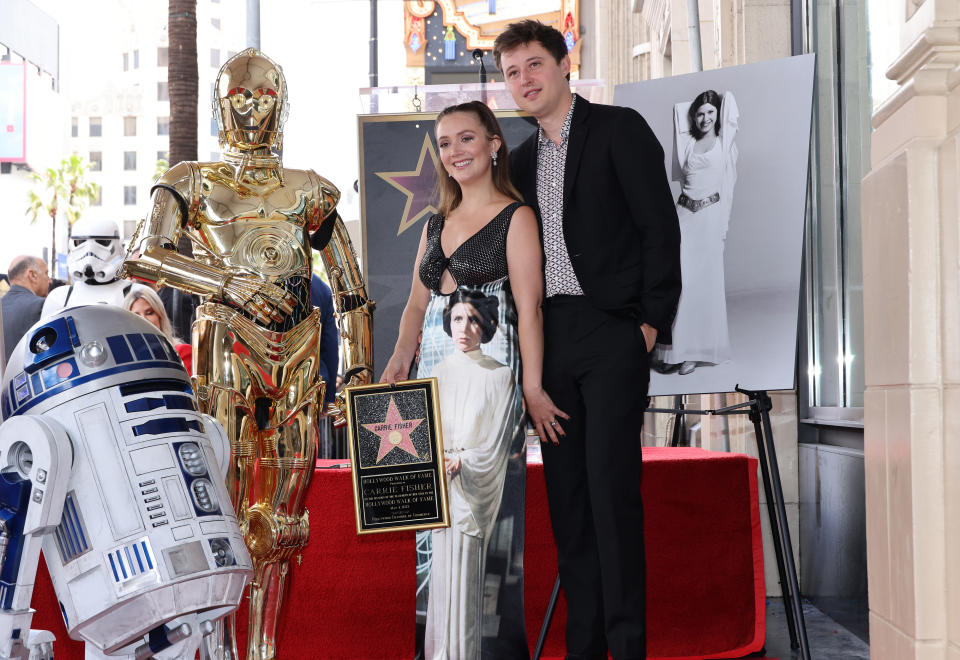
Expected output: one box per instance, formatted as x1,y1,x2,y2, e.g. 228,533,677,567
29,447,764,659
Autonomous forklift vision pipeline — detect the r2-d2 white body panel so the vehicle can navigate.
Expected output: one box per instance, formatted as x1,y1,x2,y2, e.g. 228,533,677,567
0,306,252,656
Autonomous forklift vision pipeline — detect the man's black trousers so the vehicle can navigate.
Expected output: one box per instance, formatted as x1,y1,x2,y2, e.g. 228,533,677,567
541,295,648,660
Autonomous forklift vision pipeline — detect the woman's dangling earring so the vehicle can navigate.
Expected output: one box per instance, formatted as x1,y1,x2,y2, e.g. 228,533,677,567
491,151,498,167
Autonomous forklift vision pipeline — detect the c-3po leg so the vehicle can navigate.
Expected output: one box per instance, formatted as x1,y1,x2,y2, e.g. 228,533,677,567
194,308,323,660
245,404,319,660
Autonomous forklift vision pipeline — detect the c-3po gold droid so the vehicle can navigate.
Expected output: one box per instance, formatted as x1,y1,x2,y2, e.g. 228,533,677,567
123,49,373,660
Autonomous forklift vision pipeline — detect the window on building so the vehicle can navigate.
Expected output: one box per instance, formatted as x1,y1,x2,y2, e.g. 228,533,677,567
158,47,169,67
124,151,137,171
134,49,140,69
210,48,220,68
89,117,102,137
89,151,102,171
157,117,170,136
71,117,78,138
92,188,102,206
210,117,218,137
124,116,137,137
801,0,868,408
124,186,137,206
157,81,169,101
123,52,129,72
157,150,169,163
211,17,220,29
210,151,220,160
123,219,138,240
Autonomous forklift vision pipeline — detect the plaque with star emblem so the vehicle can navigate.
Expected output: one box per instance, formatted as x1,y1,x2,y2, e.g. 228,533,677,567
344,377,449,534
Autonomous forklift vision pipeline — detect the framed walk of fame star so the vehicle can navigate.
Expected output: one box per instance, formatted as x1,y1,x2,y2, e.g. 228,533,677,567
344,377,449,534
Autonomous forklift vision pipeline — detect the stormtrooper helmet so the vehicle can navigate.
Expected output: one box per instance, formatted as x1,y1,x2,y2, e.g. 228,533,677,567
67,217,123,284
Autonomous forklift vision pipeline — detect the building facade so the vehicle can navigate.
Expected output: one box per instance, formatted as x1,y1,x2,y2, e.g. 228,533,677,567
65,0,248,242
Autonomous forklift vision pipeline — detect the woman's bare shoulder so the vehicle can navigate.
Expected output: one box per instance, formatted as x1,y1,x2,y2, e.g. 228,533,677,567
510,203,537,226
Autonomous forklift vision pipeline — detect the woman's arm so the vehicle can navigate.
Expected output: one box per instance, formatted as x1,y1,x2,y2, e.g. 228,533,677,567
380,222,432,383
506,205,569,444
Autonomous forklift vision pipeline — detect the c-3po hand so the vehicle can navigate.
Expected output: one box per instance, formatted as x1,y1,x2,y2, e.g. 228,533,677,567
220,274,298,324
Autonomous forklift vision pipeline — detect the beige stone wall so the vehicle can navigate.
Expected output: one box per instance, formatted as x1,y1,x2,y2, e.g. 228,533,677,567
587,0,651,104
862,0,960,656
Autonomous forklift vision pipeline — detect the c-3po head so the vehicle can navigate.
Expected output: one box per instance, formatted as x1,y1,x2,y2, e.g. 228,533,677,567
212,48,288,154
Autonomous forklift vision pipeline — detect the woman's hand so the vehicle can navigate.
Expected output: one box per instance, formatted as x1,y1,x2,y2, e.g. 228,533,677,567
524,385,570,445
445,454,462,475
380,351,413,384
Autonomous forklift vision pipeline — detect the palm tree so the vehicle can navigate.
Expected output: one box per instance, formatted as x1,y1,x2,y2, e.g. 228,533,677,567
25,154,99,275
168,0,198,168
164,0,200,343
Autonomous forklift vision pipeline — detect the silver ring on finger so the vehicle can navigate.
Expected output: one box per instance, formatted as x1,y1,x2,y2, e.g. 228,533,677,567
550,421,557,427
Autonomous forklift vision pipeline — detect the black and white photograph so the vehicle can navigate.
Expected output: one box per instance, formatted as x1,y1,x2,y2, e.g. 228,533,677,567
614,54,815,396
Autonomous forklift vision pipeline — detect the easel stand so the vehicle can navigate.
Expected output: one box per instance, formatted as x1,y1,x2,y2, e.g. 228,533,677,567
533,387,811,660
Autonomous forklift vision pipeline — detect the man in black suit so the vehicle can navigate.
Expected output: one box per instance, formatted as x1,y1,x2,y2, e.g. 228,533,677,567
2,256,51,361
495,21,681,660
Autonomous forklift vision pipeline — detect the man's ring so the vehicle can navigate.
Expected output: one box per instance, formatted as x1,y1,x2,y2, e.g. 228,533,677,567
550,421,557,427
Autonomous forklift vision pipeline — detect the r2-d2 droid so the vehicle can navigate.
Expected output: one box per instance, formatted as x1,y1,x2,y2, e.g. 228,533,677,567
0,305,252,659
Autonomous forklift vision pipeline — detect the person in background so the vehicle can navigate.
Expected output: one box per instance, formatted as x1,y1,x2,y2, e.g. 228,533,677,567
158,286,199,349
311,273,340,407
123,287,191,370
2,256,51,361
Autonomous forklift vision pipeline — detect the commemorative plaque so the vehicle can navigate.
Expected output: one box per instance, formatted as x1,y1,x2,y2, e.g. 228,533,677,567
344,378,449,534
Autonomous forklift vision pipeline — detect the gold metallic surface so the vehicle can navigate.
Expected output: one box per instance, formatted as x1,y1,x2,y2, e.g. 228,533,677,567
123,49,372,660
319,219,375,423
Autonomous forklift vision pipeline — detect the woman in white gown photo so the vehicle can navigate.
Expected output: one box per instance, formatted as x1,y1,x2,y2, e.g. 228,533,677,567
655,89,740,376
425,289,516,658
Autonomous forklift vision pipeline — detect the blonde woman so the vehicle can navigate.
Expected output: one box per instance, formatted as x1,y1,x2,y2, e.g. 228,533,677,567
123,287,191,370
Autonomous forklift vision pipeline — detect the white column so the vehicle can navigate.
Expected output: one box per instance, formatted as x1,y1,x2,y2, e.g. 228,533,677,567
862,0,960,656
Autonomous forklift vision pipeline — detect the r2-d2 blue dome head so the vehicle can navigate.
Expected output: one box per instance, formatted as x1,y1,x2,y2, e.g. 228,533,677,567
2,305,187,420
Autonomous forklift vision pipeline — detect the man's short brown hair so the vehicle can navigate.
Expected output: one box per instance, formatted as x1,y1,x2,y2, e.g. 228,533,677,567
493,19,568,71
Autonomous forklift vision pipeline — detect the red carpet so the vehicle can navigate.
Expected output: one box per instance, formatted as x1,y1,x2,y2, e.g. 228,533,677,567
30,447,764,659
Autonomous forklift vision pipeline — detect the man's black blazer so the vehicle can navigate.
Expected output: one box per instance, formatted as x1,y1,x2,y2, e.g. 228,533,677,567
510,95,681,342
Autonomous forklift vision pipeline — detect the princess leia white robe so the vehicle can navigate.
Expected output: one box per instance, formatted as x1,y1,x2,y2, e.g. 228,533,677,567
424,347,517,660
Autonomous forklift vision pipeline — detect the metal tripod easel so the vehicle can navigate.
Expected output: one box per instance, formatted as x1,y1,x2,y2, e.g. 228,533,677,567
533,386,810,660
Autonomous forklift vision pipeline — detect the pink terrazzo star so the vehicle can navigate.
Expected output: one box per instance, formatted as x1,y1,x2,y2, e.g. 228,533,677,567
362,396,425,463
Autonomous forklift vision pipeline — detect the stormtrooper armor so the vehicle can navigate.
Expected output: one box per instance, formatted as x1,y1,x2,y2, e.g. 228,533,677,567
42,219,137,318
0,305,252,659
